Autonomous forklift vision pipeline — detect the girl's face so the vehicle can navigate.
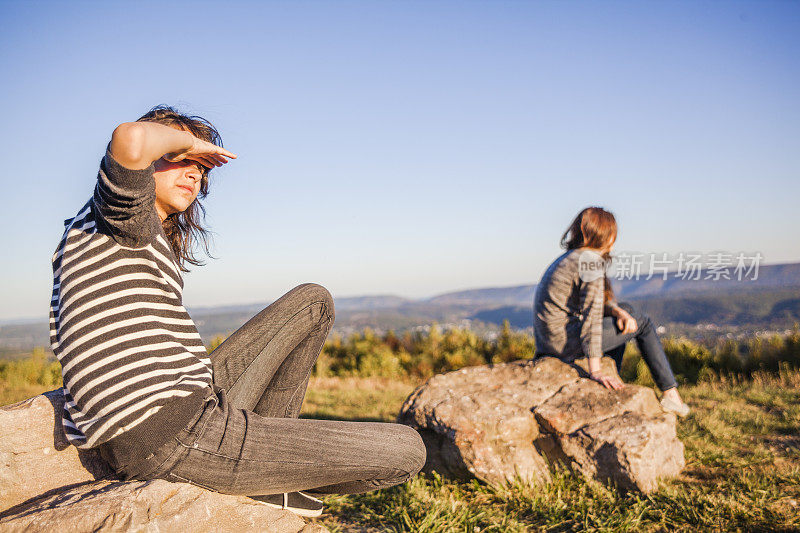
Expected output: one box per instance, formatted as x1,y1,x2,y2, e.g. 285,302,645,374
152,130,206,222
153,158,203,221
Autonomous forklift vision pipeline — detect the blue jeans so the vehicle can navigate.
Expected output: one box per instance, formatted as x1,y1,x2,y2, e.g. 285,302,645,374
601,301,678,391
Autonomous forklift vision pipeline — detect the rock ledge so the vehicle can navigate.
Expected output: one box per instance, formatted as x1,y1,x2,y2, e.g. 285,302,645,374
397,356,685,492
0,389,328,532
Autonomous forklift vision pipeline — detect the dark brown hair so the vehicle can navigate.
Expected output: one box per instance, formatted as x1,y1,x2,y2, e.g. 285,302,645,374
136,105,223,271
560,206,617,304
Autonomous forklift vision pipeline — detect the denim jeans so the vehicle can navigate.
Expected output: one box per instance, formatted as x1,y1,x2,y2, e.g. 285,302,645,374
601,301,678,391
104,283,426,496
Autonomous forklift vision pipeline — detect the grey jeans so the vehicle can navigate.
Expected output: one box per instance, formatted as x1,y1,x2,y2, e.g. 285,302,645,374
116,283,426,496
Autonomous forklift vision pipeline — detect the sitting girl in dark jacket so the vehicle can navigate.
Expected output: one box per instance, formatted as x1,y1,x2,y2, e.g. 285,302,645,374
533,206,689,416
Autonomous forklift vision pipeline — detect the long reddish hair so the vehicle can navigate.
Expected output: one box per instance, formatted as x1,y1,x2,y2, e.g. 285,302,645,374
560,207,617,304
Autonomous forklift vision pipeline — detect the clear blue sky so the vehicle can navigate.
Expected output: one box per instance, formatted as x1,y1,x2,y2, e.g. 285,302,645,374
1,0,798,321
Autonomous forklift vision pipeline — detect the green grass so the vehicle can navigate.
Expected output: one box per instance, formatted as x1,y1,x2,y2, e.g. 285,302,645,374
3,353,799,531
301,376,418,422
0,348,61,405
299,371,800,532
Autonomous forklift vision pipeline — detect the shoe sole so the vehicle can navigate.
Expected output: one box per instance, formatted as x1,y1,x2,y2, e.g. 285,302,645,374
251,499,323,518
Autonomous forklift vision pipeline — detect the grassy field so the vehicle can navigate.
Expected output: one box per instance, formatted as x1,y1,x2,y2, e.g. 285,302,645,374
3,359,799,531
0,348,61,405
298,372,800,532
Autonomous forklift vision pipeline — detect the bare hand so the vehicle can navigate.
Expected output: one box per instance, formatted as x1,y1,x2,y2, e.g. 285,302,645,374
615,309,638,334
165,134,237,170
590,371,625,390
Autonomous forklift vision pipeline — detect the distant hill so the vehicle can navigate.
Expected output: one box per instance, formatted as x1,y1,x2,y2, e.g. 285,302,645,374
612,261,800,298
332,295,414,311
469,287,800,331
2,261,798,354
426,261,800,307
425,286,535,306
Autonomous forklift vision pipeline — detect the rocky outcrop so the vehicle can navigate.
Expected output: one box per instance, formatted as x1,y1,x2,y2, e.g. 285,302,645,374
0,479,327,533
0,389,328,532
0,389,113,511
397,356,685,492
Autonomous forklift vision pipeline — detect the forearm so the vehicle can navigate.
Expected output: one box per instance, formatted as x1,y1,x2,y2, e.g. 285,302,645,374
109,122,193,170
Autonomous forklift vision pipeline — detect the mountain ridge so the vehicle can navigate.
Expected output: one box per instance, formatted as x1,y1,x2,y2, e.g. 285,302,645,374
1,261,797,353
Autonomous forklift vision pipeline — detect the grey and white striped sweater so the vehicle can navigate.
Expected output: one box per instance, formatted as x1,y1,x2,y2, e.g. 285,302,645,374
50,146,213,450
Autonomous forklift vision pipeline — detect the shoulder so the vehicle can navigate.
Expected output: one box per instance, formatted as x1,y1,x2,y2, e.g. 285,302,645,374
573,249,606,287
52,201,107,267
547,249,606,287
536,251,578,297
547,249,583,275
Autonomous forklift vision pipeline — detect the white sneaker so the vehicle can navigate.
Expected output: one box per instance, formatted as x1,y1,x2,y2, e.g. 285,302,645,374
660,397,690,418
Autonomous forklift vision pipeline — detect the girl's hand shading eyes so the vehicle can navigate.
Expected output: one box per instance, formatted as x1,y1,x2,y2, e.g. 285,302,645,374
156,158,209,179
164,134,238,170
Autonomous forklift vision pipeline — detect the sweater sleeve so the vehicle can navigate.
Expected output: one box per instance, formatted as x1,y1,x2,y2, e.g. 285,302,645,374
604,299,619,316
92,142,159,247
579,276,605,359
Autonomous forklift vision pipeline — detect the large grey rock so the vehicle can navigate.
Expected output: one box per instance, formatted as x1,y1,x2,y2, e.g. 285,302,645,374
397,356,685,492
0,479,327,533
534,379,662,435
557,411,684,492
397,357,580,485
0,389,329,532
0,389,113,511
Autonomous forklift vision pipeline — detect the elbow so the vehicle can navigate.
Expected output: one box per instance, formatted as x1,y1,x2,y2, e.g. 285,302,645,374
110,122,147,166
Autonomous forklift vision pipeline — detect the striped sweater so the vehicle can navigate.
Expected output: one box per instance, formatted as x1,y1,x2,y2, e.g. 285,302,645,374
50,145,213,451
533,248,606,361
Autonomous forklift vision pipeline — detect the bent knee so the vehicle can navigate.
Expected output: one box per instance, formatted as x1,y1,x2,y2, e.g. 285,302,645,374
618,301,651,325
290,283,335,322
617,301,636,315
390,424,427,477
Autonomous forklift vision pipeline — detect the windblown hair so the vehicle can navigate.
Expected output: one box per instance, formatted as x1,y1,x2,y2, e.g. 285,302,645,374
136,105,223,271
560,206,617,304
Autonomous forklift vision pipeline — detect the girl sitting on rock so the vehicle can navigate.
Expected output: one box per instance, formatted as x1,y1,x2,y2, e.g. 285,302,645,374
532,206,690,417
49,105,426,518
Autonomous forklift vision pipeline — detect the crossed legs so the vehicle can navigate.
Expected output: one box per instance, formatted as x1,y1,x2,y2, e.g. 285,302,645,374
160,283,426,496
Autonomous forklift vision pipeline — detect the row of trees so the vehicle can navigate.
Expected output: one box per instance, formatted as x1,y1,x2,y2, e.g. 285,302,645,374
310,321,800,384
315,322,537,379
4,322,799,396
